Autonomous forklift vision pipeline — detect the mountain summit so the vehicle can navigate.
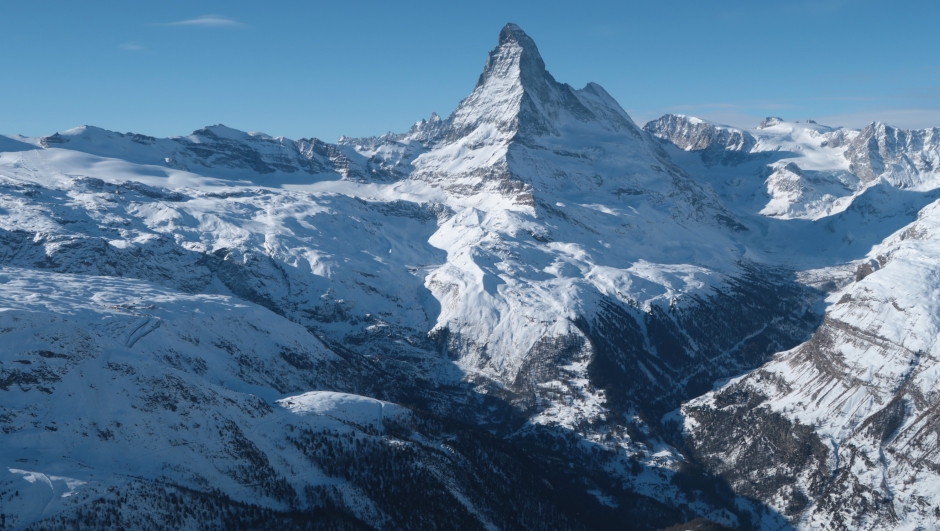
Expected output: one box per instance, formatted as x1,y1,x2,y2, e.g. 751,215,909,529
450,23,628,140
400,23,663,202
476,23,547,89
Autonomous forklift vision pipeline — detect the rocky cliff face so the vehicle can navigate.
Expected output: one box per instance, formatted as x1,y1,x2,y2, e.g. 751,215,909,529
680,198,940,530
845,122,940,187
644,114,756,167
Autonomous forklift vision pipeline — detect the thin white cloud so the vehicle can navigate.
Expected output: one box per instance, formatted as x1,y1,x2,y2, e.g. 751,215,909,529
159,15,245,28
119,42,144,51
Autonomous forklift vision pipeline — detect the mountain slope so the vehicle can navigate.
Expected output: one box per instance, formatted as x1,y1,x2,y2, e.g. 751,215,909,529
647,115,940,221
680,198,940,530
3,22,940,531
1,24,778,530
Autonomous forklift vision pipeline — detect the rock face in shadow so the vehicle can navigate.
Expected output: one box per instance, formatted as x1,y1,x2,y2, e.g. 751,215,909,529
579,263,821,418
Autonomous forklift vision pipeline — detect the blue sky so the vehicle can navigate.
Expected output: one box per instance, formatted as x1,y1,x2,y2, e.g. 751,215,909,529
2,0,938,140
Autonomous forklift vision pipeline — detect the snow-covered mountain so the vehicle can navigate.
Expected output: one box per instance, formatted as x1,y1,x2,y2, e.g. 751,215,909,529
680,200,940,530
646,114,940,221
3,23,940,531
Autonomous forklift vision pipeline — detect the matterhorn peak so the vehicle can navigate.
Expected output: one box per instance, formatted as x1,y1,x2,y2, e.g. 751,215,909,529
474,23,548,89
447,23,611,141
498,23,536,48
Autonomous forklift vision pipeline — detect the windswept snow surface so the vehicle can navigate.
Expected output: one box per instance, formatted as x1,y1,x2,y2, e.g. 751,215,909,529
0,266,419,528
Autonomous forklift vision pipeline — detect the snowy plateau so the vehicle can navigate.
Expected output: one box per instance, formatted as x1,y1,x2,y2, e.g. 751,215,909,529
2,23,940,531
